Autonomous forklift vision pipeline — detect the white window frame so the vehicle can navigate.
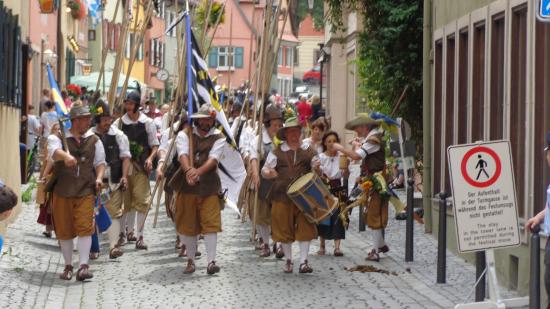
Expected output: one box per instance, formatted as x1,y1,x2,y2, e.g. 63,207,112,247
217,46,235,71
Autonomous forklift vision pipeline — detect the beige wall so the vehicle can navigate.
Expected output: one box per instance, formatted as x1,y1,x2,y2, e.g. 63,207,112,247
295,36,324,78
432,0,496,29
0,105,22,237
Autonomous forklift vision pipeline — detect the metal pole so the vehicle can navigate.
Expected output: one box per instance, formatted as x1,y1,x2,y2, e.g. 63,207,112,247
405,177,414,262
529,225,541,309
475,251,486,301
437,191,447,283
422,0,433,233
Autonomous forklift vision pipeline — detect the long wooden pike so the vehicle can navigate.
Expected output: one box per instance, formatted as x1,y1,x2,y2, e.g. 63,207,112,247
204,0,228,56
116,1,155,109
96,0,121,92
107,0,131,113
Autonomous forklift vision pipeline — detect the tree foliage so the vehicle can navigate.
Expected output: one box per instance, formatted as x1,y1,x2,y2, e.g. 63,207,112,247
294,0,325,30
326,0,423,143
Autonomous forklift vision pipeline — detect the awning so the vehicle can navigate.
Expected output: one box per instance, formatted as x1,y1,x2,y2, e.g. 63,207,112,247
70,71,146,92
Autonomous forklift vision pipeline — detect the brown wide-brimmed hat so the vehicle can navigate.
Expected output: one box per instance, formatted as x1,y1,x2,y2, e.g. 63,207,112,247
69,104,92,119
344,113,381,130
263,104,283,124
276,117,301,141
191,104,216,119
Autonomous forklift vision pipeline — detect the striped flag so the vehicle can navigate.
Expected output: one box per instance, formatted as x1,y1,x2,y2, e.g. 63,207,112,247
46,63,70,128
186,24,236,146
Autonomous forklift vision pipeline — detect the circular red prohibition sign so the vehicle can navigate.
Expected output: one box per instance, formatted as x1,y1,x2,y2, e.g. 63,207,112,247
460,146,502,188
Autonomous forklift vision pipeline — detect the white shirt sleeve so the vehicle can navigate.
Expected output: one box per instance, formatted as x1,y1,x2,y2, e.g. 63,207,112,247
116,131,131,159
176,131,189,158
262,151,277,171
208,137,226,161
159,129,170,155
94,139,107,168
355,141,381,159
47,134,62,160
145,118,160,147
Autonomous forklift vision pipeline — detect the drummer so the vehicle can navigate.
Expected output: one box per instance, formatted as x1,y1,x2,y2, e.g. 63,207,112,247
313,131,347,257
262,117,318,274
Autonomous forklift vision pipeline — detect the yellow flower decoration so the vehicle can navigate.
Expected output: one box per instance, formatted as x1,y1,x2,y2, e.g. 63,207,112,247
97,106,103,114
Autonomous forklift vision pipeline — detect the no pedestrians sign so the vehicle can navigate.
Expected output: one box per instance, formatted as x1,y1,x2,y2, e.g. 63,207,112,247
447,141,520,253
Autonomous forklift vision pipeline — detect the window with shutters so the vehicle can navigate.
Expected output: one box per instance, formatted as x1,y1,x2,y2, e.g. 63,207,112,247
166,11,176,37
149,39,164,67
126,33,144,61
285,47,292,67
208,46,244,71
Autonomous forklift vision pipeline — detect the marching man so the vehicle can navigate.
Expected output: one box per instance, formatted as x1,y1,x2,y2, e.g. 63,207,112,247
261,117,318,273
113,92,159,250
89,100,131,259
47,104,105,281
172,104,226,275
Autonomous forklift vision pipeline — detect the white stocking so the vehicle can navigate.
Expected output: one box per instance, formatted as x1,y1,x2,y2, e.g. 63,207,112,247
107,219,121,249
299,241,310,264
136,212,146,238
371,229,385,250
77,236,92,266
182,235,197,261
204,233,217,263
127,210,136,233
59,239,74,266
281,243,292,261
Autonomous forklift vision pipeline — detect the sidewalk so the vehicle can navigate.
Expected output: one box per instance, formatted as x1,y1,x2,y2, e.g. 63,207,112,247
0,184,524,308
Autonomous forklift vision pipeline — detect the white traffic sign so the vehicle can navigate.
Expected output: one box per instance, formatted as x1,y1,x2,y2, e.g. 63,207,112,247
447,140,520,253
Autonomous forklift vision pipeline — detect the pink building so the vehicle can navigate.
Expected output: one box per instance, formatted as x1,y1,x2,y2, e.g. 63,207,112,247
144,4,166,102
276,20,299,99
28,1,58,110
206,0,263,90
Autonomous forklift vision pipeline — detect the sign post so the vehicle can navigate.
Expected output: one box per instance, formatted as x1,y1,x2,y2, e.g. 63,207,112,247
447,141,528,308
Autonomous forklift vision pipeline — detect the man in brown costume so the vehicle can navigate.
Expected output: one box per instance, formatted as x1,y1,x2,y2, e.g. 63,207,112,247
248,104,284,257
333,115,389,261
172,104,226,275
47,105,106,281
262,117,318,274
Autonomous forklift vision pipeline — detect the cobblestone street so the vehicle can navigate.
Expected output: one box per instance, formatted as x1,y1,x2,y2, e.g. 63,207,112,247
0,188,519,308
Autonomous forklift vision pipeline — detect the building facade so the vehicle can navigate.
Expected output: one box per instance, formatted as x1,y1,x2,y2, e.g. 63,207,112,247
427,0,547,300
323,10,364,145
294,15,324,82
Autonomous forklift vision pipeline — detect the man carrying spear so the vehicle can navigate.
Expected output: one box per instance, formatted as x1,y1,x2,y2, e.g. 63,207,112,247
171,104,226,275
89,100,131,259
113,91,159,250
47,104,106,281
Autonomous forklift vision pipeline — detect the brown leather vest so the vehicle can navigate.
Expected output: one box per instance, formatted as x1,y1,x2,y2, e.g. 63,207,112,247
360,133,386,176
53,134,99,198
272,145,317,203
172,132,223,197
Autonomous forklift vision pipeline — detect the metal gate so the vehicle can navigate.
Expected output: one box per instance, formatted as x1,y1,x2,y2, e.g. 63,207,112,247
0,0,22,108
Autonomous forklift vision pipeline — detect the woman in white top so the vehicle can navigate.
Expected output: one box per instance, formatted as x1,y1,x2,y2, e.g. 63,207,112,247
302,117,326,154
313,131,348,256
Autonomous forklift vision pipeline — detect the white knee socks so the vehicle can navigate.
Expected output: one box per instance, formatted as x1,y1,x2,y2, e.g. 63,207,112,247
107,219,121,249
136,212,146,238
257,225,270,247
181,235,197,261
127,210,136,233
371,229,385,249
282,243,292,261
204,233,217,263
78,236,92,266
299,241,310,264
59,239,74,266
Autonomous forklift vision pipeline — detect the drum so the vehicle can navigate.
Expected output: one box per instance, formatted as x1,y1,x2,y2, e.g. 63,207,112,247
287,172,338,225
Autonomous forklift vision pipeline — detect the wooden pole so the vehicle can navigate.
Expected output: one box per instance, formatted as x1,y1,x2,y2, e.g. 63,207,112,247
204,0,228,56
201,0,214,48
107,0,131,113
96,0,121,92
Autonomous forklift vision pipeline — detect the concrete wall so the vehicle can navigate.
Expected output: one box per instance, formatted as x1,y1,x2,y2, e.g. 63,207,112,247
432,0,495,29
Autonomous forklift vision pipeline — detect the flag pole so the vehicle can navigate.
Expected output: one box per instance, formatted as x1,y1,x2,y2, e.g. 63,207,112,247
185,0,195,170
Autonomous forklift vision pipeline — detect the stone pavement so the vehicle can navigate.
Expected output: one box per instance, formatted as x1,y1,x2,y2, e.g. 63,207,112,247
0,186,522,309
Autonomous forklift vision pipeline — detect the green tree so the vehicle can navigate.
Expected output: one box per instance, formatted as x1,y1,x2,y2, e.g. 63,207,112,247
326,0,423,143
